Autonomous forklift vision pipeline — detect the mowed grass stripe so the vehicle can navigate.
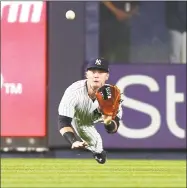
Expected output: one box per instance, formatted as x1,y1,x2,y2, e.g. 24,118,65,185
1,159,186,188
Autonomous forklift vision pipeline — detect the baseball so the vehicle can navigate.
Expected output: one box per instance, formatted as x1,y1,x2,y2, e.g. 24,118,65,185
66,10,75,20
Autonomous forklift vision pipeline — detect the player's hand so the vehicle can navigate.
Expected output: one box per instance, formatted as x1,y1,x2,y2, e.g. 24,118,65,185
71,141,88,149
102,115,112,125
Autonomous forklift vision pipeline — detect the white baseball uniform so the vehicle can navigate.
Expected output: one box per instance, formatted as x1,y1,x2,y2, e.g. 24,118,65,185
58,79,122,153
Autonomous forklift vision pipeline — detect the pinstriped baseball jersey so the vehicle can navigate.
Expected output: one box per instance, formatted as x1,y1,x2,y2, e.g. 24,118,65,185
58,79,122,153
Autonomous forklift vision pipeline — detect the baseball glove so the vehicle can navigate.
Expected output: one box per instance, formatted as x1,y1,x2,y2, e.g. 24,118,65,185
95,84,121,119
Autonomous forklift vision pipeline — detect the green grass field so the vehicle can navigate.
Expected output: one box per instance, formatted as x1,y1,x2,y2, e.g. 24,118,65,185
1,158,186,188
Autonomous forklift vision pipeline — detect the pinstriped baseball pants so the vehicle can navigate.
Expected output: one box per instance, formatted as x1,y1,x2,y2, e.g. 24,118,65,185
72,123,104,153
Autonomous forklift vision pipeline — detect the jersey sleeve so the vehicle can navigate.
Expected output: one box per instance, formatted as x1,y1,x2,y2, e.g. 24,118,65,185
58,88,77,118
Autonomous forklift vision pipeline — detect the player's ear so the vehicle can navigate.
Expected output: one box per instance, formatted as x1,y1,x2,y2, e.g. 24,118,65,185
85,71,88,79
106,73,109,80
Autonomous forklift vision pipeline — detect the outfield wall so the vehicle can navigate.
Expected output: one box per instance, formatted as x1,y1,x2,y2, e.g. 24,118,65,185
1,2,186,151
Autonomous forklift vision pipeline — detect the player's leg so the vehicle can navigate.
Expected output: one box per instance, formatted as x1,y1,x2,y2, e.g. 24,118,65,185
89,128,107,164
76,126,107,164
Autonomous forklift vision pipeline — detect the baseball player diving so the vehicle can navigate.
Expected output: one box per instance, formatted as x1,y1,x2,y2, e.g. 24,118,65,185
58,58,122,164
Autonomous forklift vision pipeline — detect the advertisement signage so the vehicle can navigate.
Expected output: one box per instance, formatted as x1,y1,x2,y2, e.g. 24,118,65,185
97,64,186,149
1,1,47,136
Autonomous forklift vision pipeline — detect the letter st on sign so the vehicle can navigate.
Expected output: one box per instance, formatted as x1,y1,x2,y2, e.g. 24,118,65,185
116,75,185,139
1,1,44,23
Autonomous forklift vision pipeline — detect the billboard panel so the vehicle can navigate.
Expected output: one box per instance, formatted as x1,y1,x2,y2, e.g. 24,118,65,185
1,1,47,136
97,64,186,149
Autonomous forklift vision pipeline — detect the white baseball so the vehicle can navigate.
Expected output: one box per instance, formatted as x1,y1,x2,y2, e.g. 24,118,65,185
66,10,75,20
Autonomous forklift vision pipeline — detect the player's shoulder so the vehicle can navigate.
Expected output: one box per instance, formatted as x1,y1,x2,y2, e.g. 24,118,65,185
66,79,86,92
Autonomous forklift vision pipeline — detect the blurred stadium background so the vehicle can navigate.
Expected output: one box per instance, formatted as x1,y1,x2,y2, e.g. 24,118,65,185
1,1,186,188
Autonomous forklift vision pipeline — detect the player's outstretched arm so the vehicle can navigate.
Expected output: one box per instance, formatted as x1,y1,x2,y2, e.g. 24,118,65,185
60,127,88,149
58,115,88,149
95,85,122,134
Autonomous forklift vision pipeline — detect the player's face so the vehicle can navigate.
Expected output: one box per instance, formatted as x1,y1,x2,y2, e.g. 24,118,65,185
86,69,109,89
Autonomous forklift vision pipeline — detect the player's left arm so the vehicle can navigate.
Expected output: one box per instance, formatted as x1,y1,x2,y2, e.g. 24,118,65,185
96,84,123,134
103,104,122,134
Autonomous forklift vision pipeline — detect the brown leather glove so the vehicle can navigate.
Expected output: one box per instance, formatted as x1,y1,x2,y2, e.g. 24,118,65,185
95,84,121,120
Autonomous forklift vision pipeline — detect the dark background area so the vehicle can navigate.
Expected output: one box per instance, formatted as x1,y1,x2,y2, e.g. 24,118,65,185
47,2,85,147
